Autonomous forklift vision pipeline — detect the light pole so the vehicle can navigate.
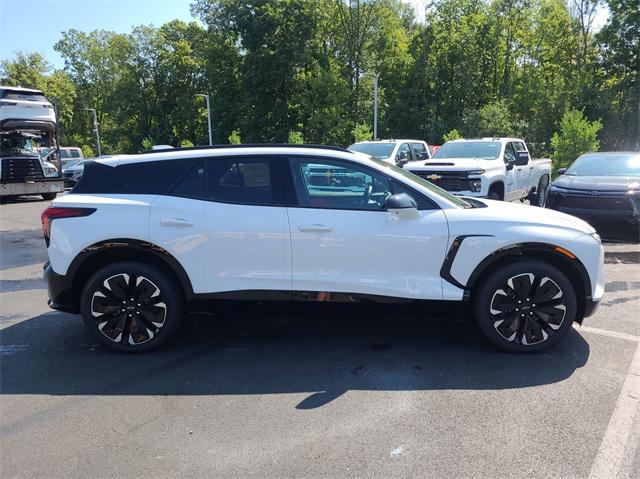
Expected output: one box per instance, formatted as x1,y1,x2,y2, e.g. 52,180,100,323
85,108,101,157
373,74,379,140
196,94,213,146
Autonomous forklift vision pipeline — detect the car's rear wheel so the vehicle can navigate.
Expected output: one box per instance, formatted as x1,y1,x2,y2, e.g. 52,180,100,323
473,260,577,352
80,261,185,352
41,193,57,201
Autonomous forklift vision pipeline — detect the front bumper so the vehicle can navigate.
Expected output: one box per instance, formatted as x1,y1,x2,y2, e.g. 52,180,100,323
547,191,640,224
43,261,79,313
0,179,63,197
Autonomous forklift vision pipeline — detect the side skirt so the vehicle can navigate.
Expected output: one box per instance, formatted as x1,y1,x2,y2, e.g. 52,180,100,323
188,290,468,320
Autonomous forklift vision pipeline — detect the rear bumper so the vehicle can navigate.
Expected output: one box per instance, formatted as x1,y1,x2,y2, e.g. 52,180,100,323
43,261,79,313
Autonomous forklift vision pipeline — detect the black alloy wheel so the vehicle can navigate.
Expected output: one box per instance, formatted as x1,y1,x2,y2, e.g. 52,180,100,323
81,262,184,352
474,260,577,352
490,273,565,345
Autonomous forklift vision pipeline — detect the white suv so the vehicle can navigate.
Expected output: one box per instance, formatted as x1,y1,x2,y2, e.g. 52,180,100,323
42,145,604,353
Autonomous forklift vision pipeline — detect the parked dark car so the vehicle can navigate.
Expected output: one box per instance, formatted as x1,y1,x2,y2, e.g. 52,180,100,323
546,152,640,240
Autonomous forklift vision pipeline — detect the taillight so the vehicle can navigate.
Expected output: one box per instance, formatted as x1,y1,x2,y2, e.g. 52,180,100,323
41,207,96,245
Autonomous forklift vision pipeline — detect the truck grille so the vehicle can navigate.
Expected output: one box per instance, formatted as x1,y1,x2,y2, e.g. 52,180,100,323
1,157,44,182
409,170,470,192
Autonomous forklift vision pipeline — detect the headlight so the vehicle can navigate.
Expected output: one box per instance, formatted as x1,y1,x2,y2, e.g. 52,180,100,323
467,169,485,176
470,180,482,192
44,167,58,177
589,232,601,244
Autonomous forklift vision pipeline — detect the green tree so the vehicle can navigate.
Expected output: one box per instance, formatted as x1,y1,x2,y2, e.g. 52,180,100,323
228,129,242,144
141,137,155,150
352,123,372,142
597,0,640,149
443,128,463,142
463,100,526,137
550,109,602,170
288,130,304,144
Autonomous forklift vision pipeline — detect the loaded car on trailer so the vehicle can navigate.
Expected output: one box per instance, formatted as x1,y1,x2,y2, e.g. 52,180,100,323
42,145,603,353
403,138,552,206
0,86,63,201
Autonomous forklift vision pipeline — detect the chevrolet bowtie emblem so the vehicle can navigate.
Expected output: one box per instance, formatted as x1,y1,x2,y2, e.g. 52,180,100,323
426,174,441,181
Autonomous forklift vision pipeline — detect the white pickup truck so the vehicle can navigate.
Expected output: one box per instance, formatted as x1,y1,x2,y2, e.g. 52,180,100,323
348,139,432,167
403,138,552,206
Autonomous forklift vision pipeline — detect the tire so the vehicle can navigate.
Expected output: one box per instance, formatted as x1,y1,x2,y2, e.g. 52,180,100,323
80,261,185,352
531,176,548,207
473,260,577,353
42,193,57,201
488,185,503,201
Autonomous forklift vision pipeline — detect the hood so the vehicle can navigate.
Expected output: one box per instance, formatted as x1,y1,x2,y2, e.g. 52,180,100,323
552,175,640,192
405,157,494,171
63,164,85,173
474,198,596,235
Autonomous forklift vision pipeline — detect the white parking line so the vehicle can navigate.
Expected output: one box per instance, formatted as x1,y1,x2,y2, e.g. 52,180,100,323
578,325,640,479
575,324,640,343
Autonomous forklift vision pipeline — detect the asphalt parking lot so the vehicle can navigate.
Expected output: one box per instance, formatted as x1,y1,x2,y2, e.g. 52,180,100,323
1,196,639,478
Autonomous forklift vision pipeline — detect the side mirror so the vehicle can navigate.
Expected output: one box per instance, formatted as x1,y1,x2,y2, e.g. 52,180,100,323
416,151,428,161
505,162,514,171
386,193,419,219
556,168,567,175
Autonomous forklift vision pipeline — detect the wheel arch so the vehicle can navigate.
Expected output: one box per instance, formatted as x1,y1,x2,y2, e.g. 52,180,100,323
465,242,592,323
67,239,194,310
488,180,505,198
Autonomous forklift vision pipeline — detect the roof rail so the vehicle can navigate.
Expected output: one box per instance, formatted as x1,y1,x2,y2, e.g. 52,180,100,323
138,143,352,155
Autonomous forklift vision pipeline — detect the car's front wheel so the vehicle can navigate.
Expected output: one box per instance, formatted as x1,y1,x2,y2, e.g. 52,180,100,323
473,260,577,352
80,261,185,352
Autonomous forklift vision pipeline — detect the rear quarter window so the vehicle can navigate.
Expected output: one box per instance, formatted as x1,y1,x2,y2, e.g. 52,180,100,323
72,158,200,195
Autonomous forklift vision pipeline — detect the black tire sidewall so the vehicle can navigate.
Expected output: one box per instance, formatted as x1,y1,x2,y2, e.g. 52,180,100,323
80,261,185,352
473,260,578,353
42,193,57,201
533,176,548,207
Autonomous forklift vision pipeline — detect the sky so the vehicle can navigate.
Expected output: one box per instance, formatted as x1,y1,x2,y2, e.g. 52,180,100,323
0,0,194,68
1,0,610,70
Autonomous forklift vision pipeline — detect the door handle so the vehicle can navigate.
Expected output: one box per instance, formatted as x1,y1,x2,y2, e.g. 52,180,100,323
298,224,333,233
160,218,195,227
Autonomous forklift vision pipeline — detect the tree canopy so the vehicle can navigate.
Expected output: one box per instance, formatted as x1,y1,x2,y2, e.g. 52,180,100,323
1,0,637,157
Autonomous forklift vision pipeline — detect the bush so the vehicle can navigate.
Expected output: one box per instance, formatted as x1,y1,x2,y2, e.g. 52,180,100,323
442,128,462,142
551,109,602,171
180,139,194,147
80,145,95,158
352,123,372,142
228,129,241,145
141,137,154,150
288,130,304,144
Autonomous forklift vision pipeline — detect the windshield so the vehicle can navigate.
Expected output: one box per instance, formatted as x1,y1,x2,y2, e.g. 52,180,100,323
63,160,80,169
0,132,40,158
369,158,471,208
565,153,640,177
348,142,395,159
434,141,502,160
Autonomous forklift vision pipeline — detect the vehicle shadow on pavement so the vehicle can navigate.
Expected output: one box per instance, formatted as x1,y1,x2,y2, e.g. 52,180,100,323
0,311,589,409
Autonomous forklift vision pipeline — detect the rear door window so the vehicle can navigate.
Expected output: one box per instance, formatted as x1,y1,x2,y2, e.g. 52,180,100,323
206,157,284,206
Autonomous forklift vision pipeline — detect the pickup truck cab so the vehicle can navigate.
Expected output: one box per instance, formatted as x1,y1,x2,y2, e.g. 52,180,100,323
348,139,432,167
404,138,551,206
